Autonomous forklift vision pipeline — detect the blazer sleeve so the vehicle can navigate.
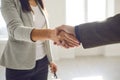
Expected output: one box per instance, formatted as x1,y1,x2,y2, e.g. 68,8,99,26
75,14,120,48
1,0,34,42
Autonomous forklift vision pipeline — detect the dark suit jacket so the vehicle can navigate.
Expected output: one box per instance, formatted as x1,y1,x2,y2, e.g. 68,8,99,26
75,14,120,48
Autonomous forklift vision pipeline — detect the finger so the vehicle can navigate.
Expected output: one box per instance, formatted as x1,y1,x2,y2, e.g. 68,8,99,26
55,27,64,35
59,31,80,45
60,39,75,48
65,34,80,44
54,42,57,45
59,38,78,48
56,25,65,31
60,40,70,48
51,66,57,73
64,35,80,46
53,67,57,73
65,39,80,47
65,40,79,48
58,31,79,48
63,37,80,47
58,35,70,48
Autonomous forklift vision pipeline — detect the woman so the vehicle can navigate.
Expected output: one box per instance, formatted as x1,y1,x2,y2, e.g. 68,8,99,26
0,0,58,80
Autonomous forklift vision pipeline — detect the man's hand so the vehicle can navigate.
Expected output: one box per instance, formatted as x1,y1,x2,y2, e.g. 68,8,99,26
57,31,80,48
56,25,76,36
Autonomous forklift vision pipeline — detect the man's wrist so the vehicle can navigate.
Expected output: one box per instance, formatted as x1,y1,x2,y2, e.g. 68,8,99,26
75,25,81,42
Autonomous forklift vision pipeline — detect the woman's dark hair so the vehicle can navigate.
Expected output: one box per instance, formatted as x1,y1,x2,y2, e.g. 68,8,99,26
19,0,44,12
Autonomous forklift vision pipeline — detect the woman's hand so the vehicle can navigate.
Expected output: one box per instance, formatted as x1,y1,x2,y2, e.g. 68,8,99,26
49,62,57,73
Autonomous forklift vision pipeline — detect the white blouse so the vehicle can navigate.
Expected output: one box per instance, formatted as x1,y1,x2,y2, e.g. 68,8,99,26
31,5,46,60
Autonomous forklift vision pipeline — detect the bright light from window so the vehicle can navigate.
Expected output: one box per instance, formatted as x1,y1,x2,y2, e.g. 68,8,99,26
66,0,106,25
87,0,106,22
0,1,8,38
66,0,85,25
72,76,103,80
0,11,7,37
0,11,6,29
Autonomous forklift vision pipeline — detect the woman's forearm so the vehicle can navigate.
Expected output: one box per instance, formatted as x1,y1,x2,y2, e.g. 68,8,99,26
31,28,55,42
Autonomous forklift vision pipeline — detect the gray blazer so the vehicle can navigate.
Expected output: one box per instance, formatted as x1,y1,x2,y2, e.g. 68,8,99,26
75,14,120,48
0,0,52,70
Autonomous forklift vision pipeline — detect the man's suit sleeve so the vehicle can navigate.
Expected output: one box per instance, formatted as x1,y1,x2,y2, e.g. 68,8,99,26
75,14,120,48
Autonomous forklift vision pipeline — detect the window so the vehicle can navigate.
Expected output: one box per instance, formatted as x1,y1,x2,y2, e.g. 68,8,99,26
0,0,8,39
87,0,106,22
66,0,107,26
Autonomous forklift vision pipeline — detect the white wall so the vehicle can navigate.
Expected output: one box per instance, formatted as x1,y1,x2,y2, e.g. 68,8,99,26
114,0,120,14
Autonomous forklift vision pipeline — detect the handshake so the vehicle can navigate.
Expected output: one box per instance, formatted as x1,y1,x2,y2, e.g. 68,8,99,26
50,25,80,48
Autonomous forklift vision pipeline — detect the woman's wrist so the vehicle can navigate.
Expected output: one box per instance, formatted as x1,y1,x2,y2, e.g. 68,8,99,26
48,29,56,40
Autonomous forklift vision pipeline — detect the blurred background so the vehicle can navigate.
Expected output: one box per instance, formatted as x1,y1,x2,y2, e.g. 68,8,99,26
1,0,120,80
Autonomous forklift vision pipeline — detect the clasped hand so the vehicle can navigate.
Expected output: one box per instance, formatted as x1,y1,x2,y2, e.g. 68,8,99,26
51,25,80,48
